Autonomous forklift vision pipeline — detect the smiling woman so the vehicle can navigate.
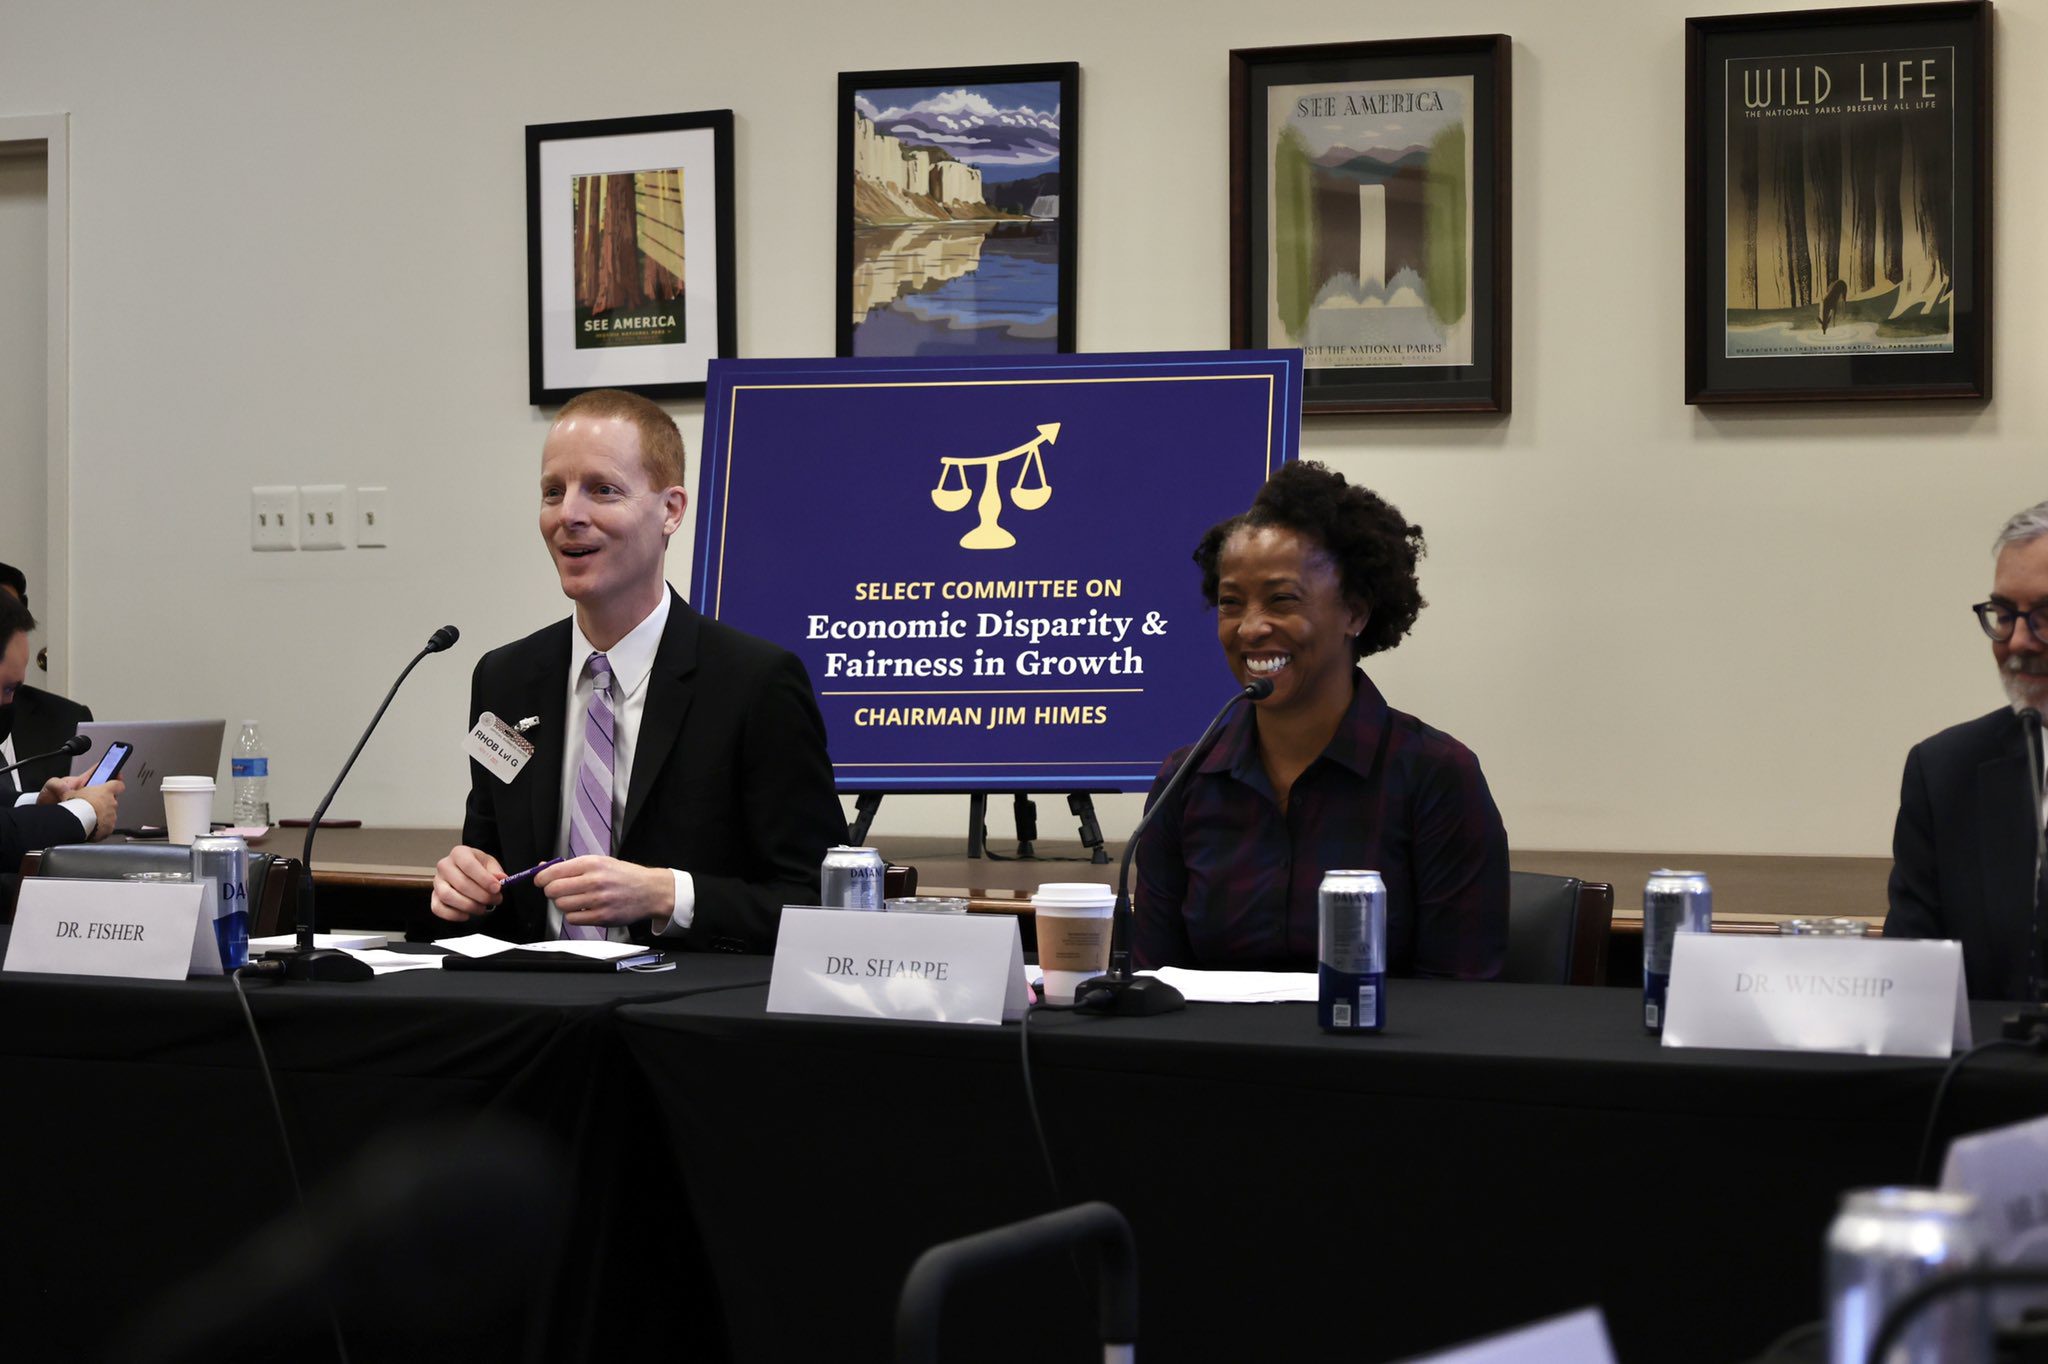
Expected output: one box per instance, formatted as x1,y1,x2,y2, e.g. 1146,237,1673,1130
1132,461,1509,978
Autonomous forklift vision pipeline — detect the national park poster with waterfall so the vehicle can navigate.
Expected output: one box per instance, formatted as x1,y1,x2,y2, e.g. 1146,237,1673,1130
1265,77,1474,370
1722,47,1955,358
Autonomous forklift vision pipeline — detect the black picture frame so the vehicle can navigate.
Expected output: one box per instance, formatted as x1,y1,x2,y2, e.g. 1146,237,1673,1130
525,110,737,406
1229,36,1512,415
1684,2,1992,404
837,62,1079,358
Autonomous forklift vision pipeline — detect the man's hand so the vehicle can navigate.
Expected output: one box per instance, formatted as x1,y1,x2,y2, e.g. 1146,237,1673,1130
77,780,122,840
36,774,123,841
431,844,506,922
536,856,674,931
35,773,86,805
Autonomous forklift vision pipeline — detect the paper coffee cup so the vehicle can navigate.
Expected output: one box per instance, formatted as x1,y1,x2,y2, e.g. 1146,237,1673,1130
160,775,216,845
1032,882,1115,1005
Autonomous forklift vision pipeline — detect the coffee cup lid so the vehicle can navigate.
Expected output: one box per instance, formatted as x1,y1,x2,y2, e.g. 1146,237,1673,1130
1031,882,1115,909
160,775,216,791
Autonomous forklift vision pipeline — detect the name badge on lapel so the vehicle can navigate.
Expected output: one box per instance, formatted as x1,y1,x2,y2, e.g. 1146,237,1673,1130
466,711,535,785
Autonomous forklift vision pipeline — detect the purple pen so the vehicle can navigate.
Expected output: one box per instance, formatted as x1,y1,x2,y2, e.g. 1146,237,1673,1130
498,856,565,887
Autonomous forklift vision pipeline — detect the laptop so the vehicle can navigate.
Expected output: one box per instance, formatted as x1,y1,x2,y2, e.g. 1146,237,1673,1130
68,719,228,830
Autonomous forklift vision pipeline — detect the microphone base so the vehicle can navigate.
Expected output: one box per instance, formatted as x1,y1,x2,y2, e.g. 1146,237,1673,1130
262,946,375,983
1071,971,1186,1017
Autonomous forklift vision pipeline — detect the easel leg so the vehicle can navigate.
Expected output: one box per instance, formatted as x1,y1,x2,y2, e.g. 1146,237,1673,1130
848,792,883,846
967,792,988,859
1013,793,1038,859
1067,793,1111,865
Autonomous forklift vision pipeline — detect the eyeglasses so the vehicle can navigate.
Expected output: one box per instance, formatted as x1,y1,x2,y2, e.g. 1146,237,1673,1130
1973,601,2048,642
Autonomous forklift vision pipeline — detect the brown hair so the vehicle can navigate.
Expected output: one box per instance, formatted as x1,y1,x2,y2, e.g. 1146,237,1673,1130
554,389,686,489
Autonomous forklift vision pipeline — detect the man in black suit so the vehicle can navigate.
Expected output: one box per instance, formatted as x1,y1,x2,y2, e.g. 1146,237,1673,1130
1887,499,2048,1000
0,563,93,794
0,593,120,870
429,389,844,951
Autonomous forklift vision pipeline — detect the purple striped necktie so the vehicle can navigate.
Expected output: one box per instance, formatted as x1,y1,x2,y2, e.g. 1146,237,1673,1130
562,651,615,940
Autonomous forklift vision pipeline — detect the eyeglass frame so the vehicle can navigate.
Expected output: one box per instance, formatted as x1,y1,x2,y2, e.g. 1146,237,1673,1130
1972,599,2048,643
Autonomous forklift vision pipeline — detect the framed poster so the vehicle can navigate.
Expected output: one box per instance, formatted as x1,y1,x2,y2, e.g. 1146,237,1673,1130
1230,36,1511,415
1685,3,1991,404
526,110,736,405
837,63,1079,358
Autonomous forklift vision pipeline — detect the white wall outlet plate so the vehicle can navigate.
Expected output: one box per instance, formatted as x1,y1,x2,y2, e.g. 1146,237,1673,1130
355,485,388,548
251,486,298,551
300,484,349,551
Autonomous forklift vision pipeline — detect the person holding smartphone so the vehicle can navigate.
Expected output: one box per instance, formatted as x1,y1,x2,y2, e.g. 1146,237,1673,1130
0,565,93,795
0,593,122,872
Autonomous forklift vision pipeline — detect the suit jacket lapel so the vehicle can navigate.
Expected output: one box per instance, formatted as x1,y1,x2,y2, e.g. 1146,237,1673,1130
520,621,573,860
1976,717,2038,946
621,590,699,846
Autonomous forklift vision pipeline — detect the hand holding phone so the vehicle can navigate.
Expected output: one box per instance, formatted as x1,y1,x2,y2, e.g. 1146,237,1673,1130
83,741,132,786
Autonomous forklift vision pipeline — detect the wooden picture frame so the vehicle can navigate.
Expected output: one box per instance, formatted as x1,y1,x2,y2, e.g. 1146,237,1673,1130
525,110,736,405
1684,2,1992,404
837,63,1079,357
1230,36,1512,414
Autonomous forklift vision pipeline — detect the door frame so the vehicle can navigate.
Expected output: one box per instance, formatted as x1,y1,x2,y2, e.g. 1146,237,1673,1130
0,114,69,691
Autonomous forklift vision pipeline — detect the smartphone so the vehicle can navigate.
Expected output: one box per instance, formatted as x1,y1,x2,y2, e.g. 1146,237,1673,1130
83,740,132,785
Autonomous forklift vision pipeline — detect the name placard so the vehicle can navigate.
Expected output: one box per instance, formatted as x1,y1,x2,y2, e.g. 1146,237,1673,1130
1662,934,1969,1058
1408,1308,1616,1364
767,906,1028,1025
1942,1114,2048,1319
4,878,221,980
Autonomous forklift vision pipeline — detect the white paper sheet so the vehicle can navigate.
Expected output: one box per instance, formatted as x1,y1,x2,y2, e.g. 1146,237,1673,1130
340,948,445,975
434,934,520,958
431,934,650,962
249,932,390,952
1152,967,1319,1003
518,939,651,960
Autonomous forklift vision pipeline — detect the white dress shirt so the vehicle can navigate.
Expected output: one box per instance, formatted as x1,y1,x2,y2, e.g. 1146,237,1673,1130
548,590,693,940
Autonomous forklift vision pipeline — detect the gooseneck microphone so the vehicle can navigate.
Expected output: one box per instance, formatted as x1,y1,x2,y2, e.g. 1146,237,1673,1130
0,732,90,781
265,625,460,982
1073,676,1273,1016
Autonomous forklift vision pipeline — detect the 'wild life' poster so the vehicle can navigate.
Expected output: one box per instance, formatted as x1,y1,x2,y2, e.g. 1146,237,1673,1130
1723,47,1954,358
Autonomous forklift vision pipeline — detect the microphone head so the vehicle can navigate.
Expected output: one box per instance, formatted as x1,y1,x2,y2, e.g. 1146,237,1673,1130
1245,677,1275,701
61,733,90,757
426,625,460,653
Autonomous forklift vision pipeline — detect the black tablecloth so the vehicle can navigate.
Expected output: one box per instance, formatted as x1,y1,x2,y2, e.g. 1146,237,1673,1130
0,933,767,1362
614,982,2048,1364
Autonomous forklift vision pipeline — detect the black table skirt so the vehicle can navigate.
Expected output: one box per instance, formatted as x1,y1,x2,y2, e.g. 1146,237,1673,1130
10,929,2048,1364
0,938,767,1362
614,981,2048,1364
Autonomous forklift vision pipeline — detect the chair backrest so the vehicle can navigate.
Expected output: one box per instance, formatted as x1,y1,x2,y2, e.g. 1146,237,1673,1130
15,844,303,938
1503,871,1614,987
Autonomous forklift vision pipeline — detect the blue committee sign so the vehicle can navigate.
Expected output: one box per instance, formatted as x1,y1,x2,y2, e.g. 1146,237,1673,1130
691,350,1302,792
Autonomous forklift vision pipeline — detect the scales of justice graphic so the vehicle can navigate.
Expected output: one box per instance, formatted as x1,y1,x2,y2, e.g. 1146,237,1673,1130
928,423,1058,549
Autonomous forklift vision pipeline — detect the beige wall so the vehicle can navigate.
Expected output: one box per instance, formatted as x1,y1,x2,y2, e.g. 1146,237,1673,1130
0,0,2037,856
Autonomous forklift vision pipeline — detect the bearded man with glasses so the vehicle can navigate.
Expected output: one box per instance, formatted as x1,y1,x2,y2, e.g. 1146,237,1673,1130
1886,499,2048,1000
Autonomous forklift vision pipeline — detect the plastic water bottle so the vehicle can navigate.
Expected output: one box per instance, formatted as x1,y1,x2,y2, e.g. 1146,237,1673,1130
231,721,270,825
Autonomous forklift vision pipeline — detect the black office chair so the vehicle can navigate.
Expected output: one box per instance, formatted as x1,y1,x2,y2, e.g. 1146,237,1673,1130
14,843,304,936
897,1202,1136,1364
1503,871,1614,987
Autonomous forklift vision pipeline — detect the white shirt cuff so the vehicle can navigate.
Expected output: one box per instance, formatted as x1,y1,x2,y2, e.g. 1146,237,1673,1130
657,870,695,936
13,790,94,838
59,797,96,837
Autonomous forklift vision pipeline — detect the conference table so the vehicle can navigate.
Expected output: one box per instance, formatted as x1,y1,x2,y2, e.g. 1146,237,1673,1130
304,828,1896,961
5,920,2043,1364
